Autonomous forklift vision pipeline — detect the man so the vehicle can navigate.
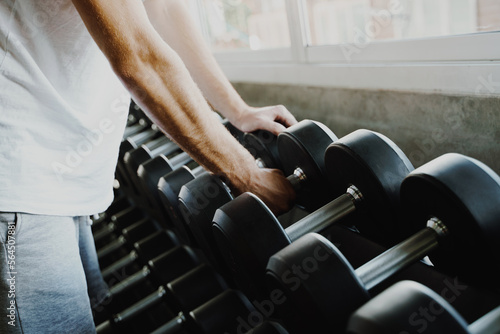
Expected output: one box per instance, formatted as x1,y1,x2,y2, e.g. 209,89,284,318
0,0,296,332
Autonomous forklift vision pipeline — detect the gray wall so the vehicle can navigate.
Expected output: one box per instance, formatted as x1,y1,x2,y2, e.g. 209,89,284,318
233,82,500,174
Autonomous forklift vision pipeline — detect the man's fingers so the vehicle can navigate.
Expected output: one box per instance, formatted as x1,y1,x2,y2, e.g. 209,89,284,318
235,104,297,134
267,121,287,136
271,105,298,128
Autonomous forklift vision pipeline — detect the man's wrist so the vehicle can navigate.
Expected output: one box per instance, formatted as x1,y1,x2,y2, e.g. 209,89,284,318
220,102,252,128
220,155,260,196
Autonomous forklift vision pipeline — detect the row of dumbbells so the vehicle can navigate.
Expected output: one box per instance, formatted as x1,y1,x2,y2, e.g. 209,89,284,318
91,104,289,334
91,102,500,333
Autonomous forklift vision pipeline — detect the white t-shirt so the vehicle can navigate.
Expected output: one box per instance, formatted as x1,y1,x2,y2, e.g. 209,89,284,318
0,0,130,215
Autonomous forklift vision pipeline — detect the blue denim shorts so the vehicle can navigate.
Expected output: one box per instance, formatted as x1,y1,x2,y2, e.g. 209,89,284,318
0,213,109,333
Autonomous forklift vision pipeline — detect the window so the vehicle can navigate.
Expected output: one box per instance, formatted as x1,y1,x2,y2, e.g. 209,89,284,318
190,0,500,96
198,0,290,51
304,0,500,46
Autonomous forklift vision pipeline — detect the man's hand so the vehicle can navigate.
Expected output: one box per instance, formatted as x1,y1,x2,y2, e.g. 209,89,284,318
229,167,295,216
230,105,298,136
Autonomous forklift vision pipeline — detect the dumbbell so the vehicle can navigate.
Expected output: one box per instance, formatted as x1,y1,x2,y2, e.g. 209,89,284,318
157,129,280,246
91,182,149,235
212,129,413,301
177,120,338,279
117,102,161,156
98,168,203,271
93,154,193,245
95,127,162,231
103,245,202,314
149,289,256,334
120,125,160,160
157,165,206,245
101,228,180,283
124,114,240,192
138,127,275,224
121,108,153,141
122,118,148,139
96,217,164,268
241,129,282,171
114,103,160,194
96,157,195,253
93,205,148,248
112,122,269,234
122,117,244,221
135,151,195,222
265,153,500,332
116,124,162,196
119,111,161,160
123,135,179,202
107,130,263,251
347,280,500,334
97,264,229,333
125,100,148,126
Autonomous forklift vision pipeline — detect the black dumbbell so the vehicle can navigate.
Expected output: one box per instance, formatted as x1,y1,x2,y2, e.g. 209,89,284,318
101,228,180,283
97,154,194,253
129,131,273,251
97,264,229,333
117,123,161,192
96,217,162,267
125,101,148,126
123,135,179,202
124,118,245,222
121,119,149,140
110,124,273,243
118,111,159,160
157,164,206,245
241,129,282,171
95,126,162,234
98,117,240,245
137,123,270,225
104,245,202,314
148,289,256,334
177,120,337,280
92,196,144,236
265,153,500,332
115,102,158,190
347,280,500,334
123,114,240,194
121,110,154,142
93,155,193,245
120,125,159,159
135,152,195,221
93,205,148,248
212,129,413,301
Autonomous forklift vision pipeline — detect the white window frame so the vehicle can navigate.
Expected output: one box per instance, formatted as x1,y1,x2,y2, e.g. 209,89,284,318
198,0,500,96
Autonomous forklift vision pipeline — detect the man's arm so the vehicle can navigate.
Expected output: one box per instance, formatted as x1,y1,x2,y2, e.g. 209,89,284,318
142,0,297,135
71,0,294,213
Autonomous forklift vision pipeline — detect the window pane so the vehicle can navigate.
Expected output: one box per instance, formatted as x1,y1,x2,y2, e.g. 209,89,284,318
199,0,290,51
305,0,500,46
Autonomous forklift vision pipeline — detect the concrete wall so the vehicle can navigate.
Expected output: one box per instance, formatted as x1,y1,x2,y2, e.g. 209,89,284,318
233,82,500,174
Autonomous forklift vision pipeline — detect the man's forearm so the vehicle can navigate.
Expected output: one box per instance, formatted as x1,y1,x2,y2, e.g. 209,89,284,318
143,0,249,123
120,49,258,192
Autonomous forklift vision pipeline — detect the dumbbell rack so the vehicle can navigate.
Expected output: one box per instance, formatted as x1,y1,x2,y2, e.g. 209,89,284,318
91,104,500,334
